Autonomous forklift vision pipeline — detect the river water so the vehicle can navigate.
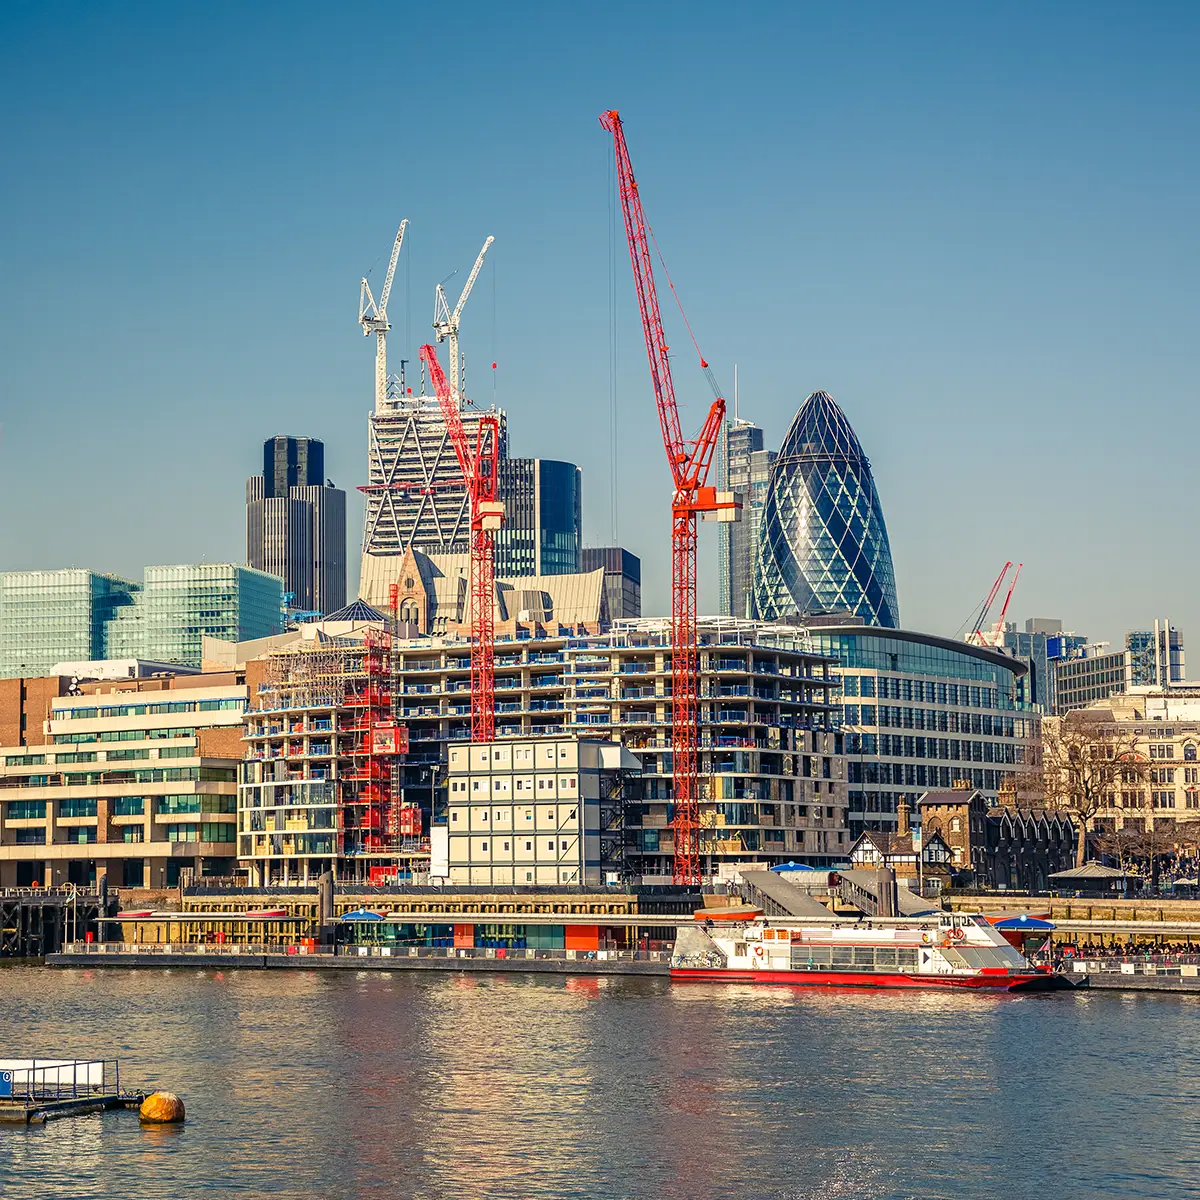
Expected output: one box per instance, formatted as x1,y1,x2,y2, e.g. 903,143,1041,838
2,965,1198,1199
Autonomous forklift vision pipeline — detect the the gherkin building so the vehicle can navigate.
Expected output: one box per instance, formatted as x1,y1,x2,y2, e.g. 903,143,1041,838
752,391,899,628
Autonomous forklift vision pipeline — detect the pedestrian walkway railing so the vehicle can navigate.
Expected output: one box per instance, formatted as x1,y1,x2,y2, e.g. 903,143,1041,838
59,942,672,963
1067,955,1200,978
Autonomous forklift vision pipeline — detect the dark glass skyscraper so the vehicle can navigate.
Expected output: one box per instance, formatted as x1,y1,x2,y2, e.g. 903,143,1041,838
248,436,346,615
494,459,582,577
753,391,899,628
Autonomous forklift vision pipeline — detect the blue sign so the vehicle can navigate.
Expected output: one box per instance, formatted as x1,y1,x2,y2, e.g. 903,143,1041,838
0,1071,12,1097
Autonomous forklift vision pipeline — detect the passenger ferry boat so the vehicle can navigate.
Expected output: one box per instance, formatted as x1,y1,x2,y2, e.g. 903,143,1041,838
671,911,1080,991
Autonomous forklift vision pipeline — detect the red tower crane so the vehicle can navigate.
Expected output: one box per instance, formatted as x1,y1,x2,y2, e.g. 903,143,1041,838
969,561,1012,646
601,109,739,886
419,342,504,742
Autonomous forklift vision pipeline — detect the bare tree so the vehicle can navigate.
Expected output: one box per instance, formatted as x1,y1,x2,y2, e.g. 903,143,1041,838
1040,713,1149,867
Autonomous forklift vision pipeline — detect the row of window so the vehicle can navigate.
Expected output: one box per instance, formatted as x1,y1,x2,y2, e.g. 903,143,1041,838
53,728,196,745
838,676,1000,709
51,699,244,721
3,794,235,820
450,776,579,795
843,705,1021,738
3,767,236,788
847,735,1023,767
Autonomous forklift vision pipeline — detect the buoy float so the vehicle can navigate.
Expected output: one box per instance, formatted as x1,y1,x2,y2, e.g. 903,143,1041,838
139,1091,185,1124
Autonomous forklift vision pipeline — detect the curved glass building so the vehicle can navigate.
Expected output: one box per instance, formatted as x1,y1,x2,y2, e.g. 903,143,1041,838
752,391,899,628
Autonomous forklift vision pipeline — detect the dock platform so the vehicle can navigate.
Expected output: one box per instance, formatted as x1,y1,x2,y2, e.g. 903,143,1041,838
0,1060,144,1124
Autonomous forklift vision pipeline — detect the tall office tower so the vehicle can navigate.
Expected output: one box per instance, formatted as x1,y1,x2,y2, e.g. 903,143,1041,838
247,436,346,614
494,459,582,577
107,564,283,667
358,390,508,602
0,569,139,678
718,419,776,618
753,391,899,628
580,547,642,619
1127,622,1185,687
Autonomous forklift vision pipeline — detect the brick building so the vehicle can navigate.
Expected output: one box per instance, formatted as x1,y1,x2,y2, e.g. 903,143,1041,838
918,785,1076,891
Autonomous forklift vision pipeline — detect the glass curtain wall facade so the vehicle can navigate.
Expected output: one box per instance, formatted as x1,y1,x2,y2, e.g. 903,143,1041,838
808,625,1040,837
494,459,582,577
0,570,139,679
718,420,775,619
753,391,899,628
108,565,283,668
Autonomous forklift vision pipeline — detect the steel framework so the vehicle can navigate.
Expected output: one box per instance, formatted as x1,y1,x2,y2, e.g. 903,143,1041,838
420,343,504,741
601,109,738,885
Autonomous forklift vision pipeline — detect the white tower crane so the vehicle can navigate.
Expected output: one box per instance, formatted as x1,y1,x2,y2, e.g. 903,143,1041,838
432,235,494,406
359,220,409,411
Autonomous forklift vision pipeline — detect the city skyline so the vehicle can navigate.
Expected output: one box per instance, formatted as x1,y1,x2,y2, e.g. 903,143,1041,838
4,4,1200,648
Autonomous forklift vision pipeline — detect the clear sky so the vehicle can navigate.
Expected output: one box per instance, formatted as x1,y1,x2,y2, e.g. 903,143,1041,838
2,2,1198,647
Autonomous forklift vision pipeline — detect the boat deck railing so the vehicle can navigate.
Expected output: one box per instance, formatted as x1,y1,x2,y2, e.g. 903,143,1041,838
1066,955,1200,978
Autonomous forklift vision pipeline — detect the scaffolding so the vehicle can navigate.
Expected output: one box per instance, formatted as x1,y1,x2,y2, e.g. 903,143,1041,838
253,631,414,872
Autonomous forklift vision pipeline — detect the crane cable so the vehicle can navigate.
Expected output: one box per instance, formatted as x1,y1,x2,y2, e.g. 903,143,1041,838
647,223,723,403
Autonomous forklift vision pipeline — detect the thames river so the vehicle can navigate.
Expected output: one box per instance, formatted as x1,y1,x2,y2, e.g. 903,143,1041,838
1,966,1198,1199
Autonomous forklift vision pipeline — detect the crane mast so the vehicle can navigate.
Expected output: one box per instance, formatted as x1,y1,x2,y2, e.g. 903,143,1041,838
359,220,409,411
420,343,504,742
433,235,495,404
601,109,738,887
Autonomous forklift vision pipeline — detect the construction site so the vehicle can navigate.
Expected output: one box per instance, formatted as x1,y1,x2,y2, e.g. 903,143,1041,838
241,617,419,884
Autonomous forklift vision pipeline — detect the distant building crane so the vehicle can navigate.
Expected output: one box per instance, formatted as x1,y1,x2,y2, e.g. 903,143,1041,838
359,220,409,411
433,235,494,404
600,109,740,886
420,342,504,741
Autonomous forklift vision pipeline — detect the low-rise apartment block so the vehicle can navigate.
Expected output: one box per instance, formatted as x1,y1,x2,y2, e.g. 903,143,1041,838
0,673,246,888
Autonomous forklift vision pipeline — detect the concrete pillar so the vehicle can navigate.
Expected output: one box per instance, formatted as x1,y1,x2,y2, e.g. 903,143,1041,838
875,866,898,917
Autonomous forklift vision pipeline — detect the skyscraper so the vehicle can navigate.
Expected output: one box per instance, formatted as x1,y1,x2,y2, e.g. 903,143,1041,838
494,459,582,577
753,391,899,628
717,419,777,619
358,390,508,601
580,547,642,619
247,436,346,614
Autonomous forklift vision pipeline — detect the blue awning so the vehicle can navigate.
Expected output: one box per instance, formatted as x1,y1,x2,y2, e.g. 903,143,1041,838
993,915,1055,932
340,909,386,922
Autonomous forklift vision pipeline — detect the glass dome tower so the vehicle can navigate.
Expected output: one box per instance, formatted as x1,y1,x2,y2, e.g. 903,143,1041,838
752,391,899,628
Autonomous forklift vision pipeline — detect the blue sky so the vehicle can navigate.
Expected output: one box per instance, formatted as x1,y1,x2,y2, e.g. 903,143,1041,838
2,2,1198,647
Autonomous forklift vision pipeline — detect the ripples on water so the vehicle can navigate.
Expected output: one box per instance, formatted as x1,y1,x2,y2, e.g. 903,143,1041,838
1,965,1199,1199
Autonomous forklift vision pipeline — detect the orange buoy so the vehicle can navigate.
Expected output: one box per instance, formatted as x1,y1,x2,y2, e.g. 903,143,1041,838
139,1091,185,1124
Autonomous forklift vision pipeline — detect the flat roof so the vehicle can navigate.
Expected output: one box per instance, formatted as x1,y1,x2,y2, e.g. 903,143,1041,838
807,624,1028,677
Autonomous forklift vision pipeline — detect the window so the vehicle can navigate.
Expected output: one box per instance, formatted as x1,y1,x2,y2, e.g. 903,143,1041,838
15,828,45,844
480,841,489,852
561,840,569,851
7,800,46,820
547,840,556,851
59,798,98,818
112,797,145,816
158,746,194,759
122,826,144,843
503,841,510,851
106,748,150,762
524,841,532,851
66,827,97,844
167,825,200,842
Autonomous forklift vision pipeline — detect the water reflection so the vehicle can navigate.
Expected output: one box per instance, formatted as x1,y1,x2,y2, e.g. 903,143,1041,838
1,968,1198,1199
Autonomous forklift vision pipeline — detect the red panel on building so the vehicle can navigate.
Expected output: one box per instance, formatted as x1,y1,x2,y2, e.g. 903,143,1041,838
453,924,475,949
564,924,600,952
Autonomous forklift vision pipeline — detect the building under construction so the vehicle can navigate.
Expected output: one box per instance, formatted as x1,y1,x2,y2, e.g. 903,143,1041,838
240,627,417,884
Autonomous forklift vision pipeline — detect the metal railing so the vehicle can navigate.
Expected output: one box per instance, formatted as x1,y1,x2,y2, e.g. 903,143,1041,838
0,1059,119,1102
60,942,672,964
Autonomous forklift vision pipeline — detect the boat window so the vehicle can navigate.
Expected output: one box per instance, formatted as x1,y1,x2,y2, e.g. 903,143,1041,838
734,943,747,957
875,947,898,968
897,948,918,969
852,947,875,968
831,947,853,969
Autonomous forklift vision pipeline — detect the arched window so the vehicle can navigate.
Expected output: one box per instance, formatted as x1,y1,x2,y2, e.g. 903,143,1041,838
1185,743,1197,762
